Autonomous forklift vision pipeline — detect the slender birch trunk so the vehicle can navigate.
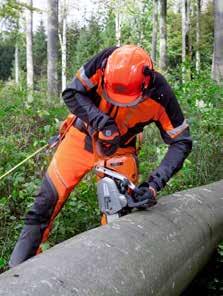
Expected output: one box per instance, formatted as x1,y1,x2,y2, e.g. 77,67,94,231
115,5,121,46
152,0,158,63
187,0,192,79
181,0,192,82
212,0,223,84
47,0,59,97
59,0,67,92
182,0,190,81
26,0,34,101
195,0,201,73
159,0,167,71
182,0,186,66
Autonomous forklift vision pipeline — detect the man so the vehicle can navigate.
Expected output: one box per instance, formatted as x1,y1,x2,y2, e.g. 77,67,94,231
9,45,192,267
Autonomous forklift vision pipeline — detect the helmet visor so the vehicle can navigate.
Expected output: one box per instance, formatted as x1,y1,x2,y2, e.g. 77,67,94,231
102,85,144,107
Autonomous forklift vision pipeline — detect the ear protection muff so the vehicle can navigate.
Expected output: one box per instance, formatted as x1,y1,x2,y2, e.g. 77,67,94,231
142,65,154,92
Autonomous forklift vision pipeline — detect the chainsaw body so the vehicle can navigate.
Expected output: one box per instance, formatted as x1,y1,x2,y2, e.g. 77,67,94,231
95,164,154,224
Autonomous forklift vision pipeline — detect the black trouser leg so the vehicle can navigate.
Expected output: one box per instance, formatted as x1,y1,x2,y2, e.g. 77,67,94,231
9,174,58,268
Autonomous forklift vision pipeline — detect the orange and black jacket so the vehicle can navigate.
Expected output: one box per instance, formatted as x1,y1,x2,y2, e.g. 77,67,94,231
62,47,192,191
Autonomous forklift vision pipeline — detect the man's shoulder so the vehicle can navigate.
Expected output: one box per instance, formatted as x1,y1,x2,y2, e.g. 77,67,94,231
146,71,175,107
153,71,170,89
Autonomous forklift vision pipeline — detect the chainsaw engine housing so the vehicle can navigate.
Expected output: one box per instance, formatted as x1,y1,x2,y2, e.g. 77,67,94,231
97,177,127,215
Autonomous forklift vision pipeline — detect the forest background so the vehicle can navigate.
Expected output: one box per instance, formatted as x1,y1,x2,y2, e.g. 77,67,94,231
0,0,223,293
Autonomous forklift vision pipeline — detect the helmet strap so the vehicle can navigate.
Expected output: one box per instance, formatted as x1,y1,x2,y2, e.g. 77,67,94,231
101,58,108,88
101,58,108,71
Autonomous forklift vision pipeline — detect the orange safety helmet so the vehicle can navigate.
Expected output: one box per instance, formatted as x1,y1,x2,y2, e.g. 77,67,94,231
103,45,154,107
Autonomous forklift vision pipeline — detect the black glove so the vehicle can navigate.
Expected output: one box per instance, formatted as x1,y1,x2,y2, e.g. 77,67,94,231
134,184,157,208
97,119,120,156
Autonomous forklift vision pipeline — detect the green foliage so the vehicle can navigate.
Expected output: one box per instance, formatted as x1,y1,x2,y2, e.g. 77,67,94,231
0,0,22,29
33,21,47,80
139,71,223,197
49,176,100,246
98,10,116,49
167,10,182,68
0,81,101,270
121,1,153,48
0,34,14,80
199,2,214,66
68,17,102,77
66,24,80,78
0,83,67,270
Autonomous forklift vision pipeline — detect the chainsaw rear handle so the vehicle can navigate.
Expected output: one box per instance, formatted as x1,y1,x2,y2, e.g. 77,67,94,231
129,187,157,208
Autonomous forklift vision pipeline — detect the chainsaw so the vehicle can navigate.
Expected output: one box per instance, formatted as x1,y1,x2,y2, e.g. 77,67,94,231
95,165,156,224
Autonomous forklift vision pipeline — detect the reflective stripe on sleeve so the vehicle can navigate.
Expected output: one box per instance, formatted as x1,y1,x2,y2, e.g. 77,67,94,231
166,119,189,138
79,66,95,89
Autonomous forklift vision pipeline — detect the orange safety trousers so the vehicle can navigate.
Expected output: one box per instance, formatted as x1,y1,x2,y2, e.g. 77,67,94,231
36,126,95,253
36,125,137,253
9,123,138,268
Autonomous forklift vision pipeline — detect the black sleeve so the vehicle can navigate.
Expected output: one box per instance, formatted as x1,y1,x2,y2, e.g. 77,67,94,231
146,72,193,191
62,47,117,130
62,78,110,130
148,128,192,191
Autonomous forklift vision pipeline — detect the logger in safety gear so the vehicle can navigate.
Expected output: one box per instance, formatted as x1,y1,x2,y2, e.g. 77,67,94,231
9,45,192,267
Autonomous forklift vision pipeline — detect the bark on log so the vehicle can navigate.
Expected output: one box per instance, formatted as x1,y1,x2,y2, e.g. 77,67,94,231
0,181,223,296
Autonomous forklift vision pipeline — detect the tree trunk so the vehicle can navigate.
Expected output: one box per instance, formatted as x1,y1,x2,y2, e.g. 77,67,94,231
159,0,167,71
195,0,201,73
152,0,158,63
26,0,34,100
15,44,19,85
182,0,186,65
115,1,121,46
212,0,223,84
47,0,58,97
182,0,190,81
187,0,192,79
59,0,67,92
